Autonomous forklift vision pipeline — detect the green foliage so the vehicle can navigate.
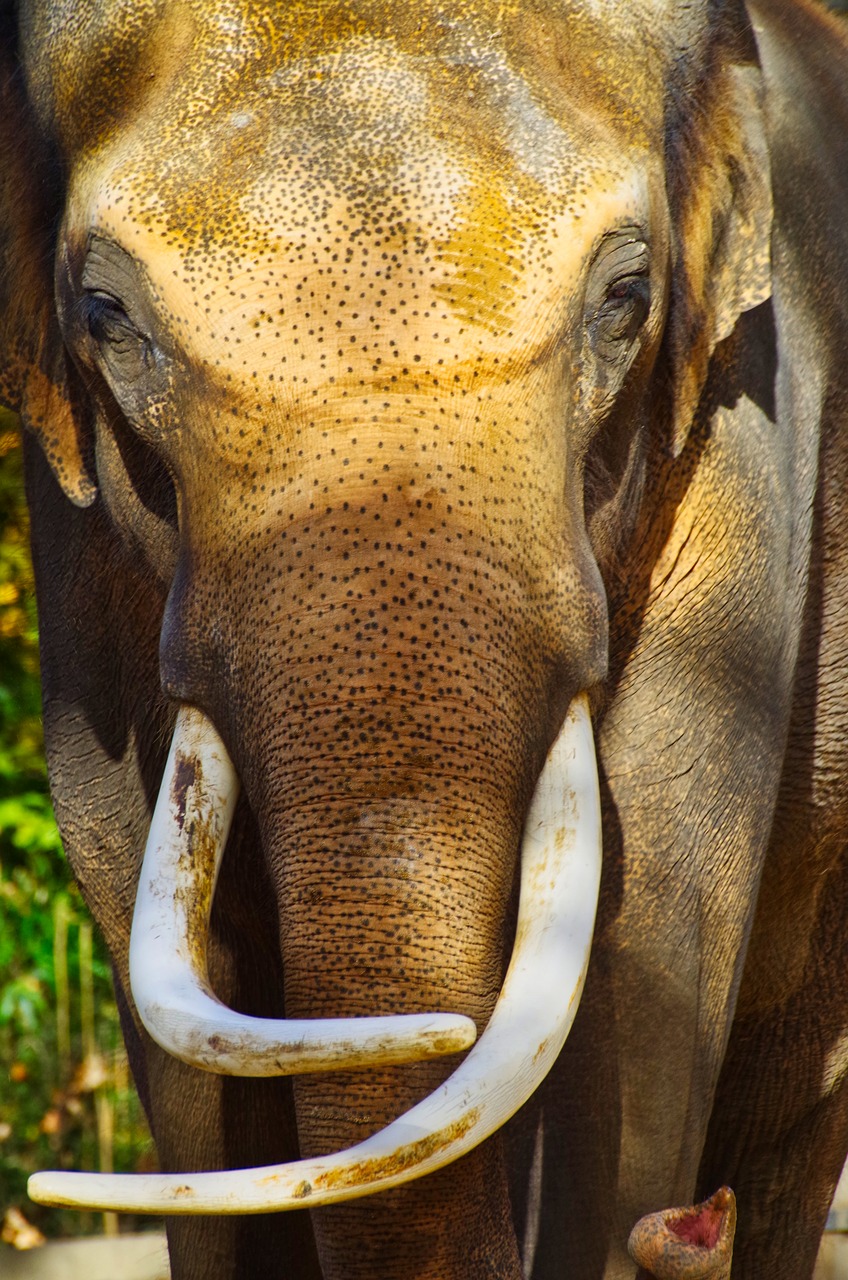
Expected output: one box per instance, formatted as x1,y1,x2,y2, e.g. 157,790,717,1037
0,417,154,1242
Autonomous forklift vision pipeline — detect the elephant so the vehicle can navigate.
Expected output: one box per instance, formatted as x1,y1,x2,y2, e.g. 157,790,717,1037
2,0,848,1274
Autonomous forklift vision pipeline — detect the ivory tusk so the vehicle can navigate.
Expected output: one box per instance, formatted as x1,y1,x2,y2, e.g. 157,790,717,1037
127,705,477,1075
29,694,601,1215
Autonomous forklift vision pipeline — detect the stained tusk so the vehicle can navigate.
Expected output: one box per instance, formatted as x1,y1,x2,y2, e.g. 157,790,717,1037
29,693,601,1215
126,705,477,1075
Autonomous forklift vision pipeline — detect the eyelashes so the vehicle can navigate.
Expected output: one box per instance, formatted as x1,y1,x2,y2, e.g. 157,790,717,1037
77,289,157,383
79,290,138,344
589,275,651,360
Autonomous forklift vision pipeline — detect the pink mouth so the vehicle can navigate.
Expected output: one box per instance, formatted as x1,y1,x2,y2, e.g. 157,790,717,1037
628,1186,737,1280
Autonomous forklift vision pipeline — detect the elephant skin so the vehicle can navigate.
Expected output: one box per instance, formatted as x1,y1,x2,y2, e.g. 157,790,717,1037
2,0,848,1276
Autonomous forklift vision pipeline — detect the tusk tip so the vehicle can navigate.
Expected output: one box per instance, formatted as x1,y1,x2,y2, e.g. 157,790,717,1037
28,1172,75,1209
28,1171,162,1215
430,1014,477,1054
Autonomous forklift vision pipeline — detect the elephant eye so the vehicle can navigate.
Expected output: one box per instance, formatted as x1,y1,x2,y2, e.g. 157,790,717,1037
588,274,651,362
79,289,155,380
81,290,139,345
584,230,652,367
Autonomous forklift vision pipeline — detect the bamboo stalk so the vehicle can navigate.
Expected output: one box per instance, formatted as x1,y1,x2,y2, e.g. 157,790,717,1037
79,922,119,1235
96,1091,118,1237
53,898,71,1084
114,1045,129,1152
78,922,95,1060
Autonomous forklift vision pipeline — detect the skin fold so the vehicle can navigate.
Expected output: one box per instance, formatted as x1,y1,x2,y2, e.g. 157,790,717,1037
1,0,848,1276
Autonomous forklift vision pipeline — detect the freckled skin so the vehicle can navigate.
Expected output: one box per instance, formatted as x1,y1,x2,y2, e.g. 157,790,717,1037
3,0,848,1277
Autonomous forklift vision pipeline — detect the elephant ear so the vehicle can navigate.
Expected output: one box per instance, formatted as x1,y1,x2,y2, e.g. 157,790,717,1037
666,54,773,452
0,23,96,507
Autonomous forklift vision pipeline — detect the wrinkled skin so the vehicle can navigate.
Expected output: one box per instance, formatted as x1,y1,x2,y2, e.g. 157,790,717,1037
2,0,848,1276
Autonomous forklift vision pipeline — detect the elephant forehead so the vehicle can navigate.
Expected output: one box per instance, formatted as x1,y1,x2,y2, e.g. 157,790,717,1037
84,29,642,214
81,161,650,379
58,0,665,369
31,0,664,160
74,86,652,378
61,8,664,387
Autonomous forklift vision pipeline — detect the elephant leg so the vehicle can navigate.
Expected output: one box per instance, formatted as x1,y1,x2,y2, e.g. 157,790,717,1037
699,463,848,1279
122,1007,318,1280
507,386,807,1279
507,742,785,1280
505,936,623,1280
697,847,848,1280
152,1072,318,1280
73,791,323,1280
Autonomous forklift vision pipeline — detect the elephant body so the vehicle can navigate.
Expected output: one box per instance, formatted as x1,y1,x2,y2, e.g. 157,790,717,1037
3,0,848,1276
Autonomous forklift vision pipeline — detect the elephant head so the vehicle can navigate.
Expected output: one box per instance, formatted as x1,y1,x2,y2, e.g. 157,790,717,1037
0,0,782,1275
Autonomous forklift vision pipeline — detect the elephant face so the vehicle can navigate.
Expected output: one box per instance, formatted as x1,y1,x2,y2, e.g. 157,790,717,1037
7,0,777,1273
57,14,670,706
57,7,667,1061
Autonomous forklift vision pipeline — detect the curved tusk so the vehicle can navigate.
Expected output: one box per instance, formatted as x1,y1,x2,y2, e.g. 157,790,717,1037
126,705,477,1075
29,693,601,1215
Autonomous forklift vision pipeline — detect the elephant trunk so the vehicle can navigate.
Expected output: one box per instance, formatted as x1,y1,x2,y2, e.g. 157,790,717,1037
29,528,605,1229
628,1188,737,1280
259,671,555,1276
